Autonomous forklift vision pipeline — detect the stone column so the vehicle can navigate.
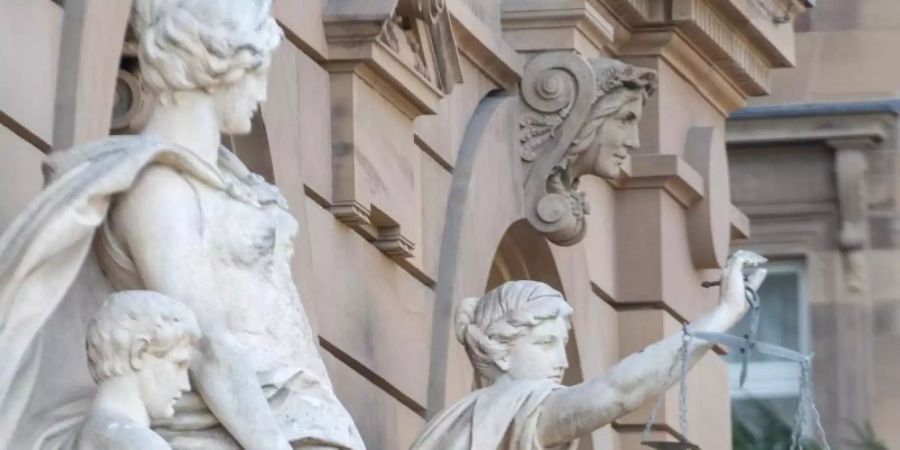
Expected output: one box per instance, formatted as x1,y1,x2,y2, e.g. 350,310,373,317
819,137,878,436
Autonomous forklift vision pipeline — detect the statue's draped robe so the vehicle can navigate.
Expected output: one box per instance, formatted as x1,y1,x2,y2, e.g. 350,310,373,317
410,379,577,450
0,136,362,449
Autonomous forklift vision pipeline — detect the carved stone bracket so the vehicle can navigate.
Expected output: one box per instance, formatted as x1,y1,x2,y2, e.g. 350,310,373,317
519,52,600,246
323,0,464,260
829,137,879,252
518,51,656,246
324,0,462,112
380,0,462,94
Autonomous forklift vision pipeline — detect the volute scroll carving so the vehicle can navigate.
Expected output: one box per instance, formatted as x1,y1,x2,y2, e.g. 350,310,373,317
519,52,657,246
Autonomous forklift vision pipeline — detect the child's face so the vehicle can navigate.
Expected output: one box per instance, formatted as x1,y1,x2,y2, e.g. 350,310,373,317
137,344,192,420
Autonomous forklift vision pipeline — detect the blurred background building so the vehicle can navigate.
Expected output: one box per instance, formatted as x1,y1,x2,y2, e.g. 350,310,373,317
728,0,900,446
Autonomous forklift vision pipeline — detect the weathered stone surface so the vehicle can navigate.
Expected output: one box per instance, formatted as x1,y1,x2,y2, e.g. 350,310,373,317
414,251,762,450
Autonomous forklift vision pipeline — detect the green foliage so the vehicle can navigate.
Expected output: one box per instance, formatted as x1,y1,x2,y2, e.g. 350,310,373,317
732,398,890,450
731,398,822,450
845,422,889,450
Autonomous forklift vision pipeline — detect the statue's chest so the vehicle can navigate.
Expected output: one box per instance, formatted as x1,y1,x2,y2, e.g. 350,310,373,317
193,180,298,268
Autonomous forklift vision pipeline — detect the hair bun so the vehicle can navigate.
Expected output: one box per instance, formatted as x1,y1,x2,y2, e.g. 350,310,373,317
454,297,480,344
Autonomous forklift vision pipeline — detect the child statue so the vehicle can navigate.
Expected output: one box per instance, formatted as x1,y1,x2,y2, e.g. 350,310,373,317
410,250,767,450
72,291,200,450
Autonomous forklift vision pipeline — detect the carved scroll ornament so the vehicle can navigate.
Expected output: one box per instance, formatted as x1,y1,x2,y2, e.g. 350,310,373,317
519,53,657,246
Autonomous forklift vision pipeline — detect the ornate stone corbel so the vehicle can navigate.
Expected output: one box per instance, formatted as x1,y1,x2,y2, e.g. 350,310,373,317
519,52,657,246
830,137,877,293
324,0,463,260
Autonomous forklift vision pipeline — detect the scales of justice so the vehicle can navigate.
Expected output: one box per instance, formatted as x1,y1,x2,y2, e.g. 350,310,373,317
641,274,831,450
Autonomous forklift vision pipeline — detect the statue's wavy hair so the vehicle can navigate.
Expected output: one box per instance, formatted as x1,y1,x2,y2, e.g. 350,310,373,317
86,290,201,383
455,281,573,383
131,0,283,103
563,59,657,169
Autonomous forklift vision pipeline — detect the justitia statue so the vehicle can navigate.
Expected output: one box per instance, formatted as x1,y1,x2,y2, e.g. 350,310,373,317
410,251,767,450
0,0,362,448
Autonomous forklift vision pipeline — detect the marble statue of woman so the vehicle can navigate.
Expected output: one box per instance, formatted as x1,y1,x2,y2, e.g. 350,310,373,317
0,0,363,449
409,250,767,450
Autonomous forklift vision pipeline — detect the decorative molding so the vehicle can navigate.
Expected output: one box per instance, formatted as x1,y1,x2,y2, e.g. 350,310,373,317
830,138,879,252
447,0,523,90
730,205,751,240
727,113,892,146
519,52,657,246
323,1,466,261
671,0,771,95
500,0,616,55
599,0,812,101
617,154,704,208
378,0,463,95
618,31,746,115
323,0,462,117
600,0,653,24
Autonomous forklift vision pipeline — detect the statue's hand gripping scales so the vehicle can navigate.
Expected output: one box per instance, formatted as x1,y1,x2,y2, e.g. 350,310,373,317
410,251,767,450
0,1,363,449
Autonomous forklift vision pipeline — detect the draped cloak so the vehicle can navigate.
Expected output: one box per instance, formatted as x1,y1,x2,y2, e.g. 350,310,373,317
0,135,362,449
409,379,578,450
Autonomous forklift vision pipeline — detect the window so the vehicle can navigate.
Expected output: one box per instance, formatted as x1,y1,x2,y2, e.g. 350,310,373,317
726,260,810,438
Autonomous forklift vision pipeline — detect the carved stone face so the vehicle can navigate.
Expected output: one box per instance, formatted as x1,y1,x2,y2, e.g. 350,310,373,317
135,344,193,420
499,316,570,383
213,69,269,135
576,89,644,179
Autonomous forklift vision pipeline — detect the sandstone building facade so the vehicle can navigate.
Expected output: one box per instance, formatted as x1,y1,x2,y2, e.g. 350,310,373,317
0,0,812,448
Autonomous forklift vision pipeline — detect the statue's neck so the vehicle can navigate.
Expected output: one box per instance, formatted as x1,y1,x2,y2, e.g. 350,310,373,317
92,374,150,428
143,91,221,167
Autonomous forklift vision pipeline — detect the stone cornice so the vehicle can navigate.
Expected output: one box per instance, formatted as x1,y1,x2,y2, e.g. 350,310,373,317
448,0,523,89
731,205,751,239
323,0,465,117
618,30,746,115
671,0,773,95
500,0,615,56
599,0,654,25
617,154,705,208
323,43,444,118
596,0,811,98
727,112,893,146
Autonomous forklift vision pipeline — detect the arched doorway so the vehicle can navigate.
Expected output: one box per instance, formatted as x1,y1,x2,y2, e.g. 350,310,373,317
485,220,591,396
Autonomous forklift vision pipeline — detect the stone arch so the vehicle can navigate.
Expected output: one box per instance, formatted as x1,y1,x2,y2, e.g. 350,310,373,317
484,219,594,394
426,89,603,430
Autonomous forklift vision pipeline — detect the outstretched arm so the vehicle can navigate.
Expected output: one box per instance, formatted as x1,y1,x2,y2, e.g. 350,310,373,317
537,251,767,447
114,167,291,450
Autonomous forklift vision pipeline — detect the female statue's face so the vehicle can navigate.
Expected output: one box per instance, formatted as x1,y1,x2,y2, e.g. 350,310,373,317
500,316,570,383
136,344,193,420
213,69,269,135
579,90,643,179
